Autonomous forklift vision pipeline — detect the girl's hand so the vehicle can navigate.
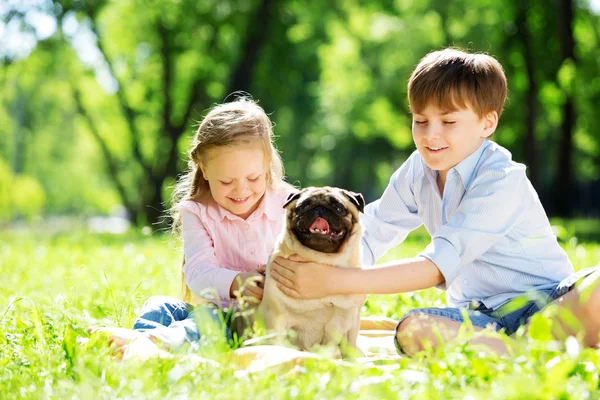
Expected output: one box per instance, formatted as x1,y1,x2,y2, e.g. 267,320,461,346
257,264,266,277
269,255,337,299
230,270,265,303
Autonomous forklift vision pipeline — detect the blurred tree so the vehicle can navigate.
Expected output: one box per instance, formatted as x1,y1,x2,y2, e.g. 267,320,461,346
1,0,599,225
513,0,538,189
57,0,279,226
0,16,113,220
554,0,576,217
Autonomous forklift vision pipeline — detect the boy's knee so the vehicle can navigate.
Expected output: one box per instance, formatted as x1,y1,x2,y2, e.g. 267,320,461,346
580,270,600,316
395,315,426,356
584,281,600,318
580,276,600,347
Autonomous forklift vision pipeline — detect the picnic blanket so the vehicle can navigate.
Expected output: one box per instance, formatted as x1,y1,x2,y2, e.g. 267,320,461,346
123,316,401,374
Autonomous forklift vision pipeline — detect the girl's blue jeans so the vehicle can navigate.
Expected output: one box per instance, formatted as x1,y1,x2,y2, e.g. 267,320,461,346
132,296,232,350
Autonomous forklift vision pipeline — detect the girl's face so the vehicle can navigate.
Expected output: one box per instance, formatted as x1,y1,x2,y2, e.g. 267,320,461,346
200,142,268,219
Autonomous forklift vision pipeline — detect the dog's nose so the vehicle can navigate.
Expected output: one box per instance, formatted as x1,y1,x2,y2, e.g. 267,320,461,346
314,207,328,216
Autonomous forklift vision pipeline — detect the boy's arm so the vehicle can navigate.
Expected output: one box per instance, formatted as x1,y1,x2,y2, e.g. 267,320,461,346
271,158,529,299
356,257,444,293
271,256,444,298
361,152,423,266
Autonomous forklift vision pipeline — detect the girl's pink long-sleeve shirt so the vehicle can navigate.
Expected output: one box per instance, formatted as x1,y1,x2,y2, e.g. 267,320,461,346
180,188,288,303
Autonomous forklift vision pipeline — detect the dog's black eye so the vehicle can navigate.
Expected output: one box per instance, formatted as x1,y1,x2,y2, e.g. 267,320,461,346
295,201,310,214
331,201,345,214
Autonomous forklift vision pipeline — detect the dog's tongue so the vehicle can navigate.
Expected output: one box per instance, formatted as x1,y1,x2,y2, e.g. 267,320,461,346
310,217,330,232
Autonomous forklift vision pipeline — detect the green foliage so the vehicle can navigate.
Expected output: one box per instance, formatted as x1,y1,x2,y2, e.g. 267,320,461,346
0,159,13,220
1,224,599,398
12,174,46,219
1,0,599,222
0,158,46,222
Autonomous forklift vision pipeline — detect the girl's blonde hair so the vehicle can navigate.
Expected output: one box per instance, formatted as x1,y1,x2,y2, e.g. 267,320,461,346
170,96,287,303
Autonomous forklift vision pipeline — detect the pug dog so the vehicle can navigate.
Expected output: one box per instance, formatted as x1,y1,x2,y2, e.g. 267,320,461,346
259,187,366,357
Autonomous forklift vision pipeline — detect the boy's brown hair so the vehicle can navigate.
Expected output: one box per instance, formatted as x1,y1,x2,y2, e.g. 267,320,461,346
408,48,508,118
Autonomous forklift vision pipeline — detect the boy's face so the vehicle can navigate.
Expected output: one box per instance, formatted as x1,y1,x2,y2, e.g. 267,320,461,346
411,103,498,179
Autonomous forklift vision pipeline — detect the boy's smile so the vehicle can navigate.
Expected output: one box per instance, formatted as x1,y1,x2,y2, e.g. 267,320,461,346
412,103,498,186
425,146,448,153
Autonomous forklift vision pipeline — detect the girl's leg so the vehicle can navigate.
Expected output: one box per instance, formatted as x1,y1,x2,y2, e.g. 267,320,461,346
132,296,193,330
91,296,194,354
95,300,228,354
145,303,229,350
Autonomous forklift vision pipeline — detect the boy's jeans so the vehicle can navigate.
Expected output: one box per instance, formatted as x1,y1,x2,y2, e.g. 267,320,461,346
132,296,232,350
395,265,600,355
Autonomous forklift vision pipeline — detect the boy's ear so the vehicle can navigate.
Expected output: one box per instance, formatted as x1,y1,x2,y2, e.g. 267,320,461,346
482,111,499,138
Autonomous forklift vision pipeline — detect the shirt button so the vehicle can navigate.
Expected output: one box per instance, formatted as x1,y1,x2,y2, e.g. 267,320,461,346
463,279,469,285
249,248,255,255
244,224,250,231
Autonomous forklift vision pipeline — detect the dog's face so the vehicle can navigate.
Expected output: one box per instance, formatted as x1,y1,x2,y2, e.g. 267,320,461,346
283,187,365,254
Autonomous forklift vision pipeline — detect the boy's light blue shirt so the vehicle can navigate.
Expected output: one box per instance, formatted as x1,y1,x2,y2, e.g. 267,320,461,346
360,139,574,310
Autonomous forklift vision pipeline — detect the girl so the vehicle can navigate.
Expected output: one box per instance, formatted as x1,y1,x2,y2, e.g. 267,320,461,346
94,97,293,356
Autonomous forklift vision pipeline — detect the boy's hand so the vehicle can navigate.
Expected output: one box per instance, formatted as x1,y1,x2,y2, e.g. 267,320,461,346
230,270,265,303
270,255,337,299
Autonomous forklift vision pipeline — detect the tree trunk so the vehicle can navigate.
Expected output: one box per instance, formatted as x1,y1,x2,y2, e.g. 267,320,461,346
12,87,26,174
516,0,538,189
145,128,180,229
227,0,273,95
68,0,276,228
146,179,166,228
554,0,576,217
141,0,275,228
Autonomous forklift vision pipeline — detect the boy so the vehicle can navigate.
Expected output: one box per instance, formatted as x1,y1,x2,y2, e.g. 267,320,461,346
271,48,600,355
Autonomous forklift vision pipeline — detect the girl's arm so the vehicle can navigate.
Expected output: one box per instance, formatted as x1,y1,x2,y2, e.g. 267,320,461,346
270,255,444,299
181,204,239,300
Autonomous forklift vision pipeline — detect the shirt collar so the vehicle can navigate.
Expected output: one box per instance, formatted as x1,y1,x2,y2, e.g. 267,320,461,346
205,188,279,222
423,161,438,188
421,139,490,189
453,139,490,188
249,188,280,222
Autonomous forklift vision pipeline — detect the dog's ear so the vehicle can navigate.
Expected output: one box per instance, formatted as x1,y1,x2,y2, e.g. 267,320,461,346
342,190,365,213
283,190,302,208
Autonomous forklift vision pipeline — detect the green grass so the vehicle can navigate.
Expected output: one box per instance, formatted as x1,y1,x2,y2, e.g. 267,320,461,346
1,222,599,399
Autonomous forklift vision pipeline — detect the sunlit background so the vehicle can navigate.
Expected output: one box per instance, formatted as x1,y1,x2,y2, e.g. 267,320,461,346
1,0,600,230
2,3,600,398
